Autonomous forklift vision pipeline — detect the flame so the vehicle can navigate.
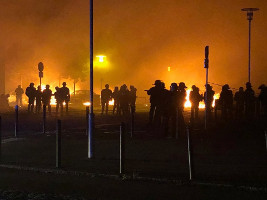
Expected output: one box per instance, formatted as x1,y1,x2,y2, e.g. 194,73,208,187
109,99,114,106
83,102,91,106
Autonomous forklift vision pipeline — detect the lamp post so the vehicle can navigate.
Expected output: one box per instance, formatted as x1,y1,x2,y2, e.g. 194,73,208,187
88,0,94,159
241,8,259,83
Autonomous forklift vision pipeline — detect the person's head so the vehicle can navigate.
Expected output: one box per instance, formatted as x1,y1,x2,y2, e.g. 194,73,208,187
161,82,165,89
130,85,135,90
37,86,41,91
55,86,59,91
62,82,67,87
246,82,252,89
205,84,212,90
18,85,21,88
258,84,266,90
30,83,34,87
223,84,230,91
179,82,187,89
153,80,162,87
170,83,178,91
114,86,118,91
46,85,50,89
192,85,197,91
239,87,244,92
105,84,109,89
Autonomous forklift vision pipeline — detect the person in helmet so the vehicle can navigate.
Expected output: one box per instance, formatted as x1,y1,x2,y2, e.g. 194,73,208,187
244,82,255,119
219,84,233,120
15,85,24,107
25,83,36,113
35,86,42,114
61,82,70,113
101,84,112,114
189,85,203,120
42,85,52,115
258,84,267,117
204,84,215,121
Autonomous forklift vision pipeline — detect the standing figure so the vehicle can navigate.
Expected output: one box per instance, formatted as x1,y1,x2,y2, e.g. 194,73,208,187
35,86,42,113
258,84,267,117
219,84,233,121
168,83,179,138
54,87,63,115
101,84,112,114
234,87,245,119
177,82,187,133
118,84,130,116
146,80,162,125
129,85,137,114
15,85,24,107
112,87,119,115
42,85,52,115
204,84,215,120
244,82,255,119
189,85,203,120
25,83,36,113
61,82,70,113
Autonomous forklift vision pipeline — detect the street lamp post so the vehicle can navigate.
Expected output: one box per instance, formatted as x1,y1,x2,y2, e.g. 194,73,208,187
241,8,259,83
88,0,94,159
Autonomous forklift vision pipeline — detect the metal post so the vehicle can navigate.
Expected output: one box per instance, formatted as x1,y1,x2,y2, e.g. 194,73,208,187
56,119,61,168
120,122,126,174
43,105,46,134
205,67,208,130
40,77,41,88
248,19,251,83
0,116,2,162
176,108,179,139
88,0,94,159
86,106,89,135
265,130,267,154
131,106,134,138
187,126,194,181
15,105,19,137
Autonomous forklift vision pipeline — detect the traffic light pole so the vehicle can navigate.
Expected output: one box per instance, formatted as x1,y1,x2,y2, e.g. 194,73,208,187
205,67,208,130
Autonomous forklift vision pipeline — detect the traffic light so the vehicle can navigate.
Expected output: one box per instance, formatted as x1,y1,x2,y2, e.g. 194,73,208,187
38,62,44,78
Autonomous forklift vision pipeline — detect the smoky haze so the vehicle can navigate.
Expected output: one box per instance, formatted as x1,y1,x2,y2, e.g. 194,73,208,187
0,0,267,96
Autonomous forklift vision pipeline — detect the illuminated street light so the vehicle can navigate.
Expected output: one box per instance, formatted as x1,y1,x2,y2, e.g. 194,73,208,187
241,7,259,83
96,55,106,63
168,66,171,72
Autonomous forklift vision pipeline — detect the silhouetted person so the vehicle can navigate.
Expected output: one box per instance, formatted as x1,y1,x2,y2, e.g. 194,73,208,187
219,84,233,121
112,86,119,115
129,85,137,114
204,84,215,120
258,84,267,117
25,83,36,113
54,87,63,115
244,82,255,119
118,84,130,116
189,85,203,120
146,80,162,125
234,87,245,119
35,86,42,113
168,83,179,138
177,82,187,134
42,85,52,115
15,85,24,107
61,82,70,113
101,84,112,114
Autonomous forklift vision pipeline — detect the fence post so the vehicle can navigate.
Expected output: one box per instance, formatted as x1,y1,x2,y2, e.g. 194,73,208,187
265,130,267,154
15,105,19,137
131,106,134,138
176,108,179,139
56,119,62,168
0,116,2,162
120,122,126,174
187,125,194,181
43,105,46,134
86,106,89,135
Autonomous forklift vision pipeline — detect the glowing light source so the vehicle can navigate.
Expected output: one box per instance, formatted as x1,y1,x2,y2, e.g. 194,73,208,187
168,66,171,72
83,102,91,106
109,99,114,106
96,55,106,63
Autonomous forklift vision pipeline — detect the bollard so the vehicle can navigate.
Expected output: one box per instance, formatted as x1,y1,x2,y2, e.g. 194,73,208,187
15,105,19,137
43,105,46,134
86,106,89,136
120,122,126,174
130,106,134,138
0,116,2,162
265,130,267,154
176,108,179,139
56,119,62,168
186,125,194,181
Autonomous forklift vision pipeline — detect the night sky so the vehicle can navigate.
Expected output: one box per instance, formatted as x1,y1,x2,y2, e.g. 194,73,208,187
0,0,266,96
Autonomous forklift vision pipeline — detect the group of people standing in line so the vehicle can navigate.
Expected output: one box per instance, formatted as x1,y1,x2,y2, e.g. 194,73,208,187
101,84,137,116
15,82,70,115
146,80,267,138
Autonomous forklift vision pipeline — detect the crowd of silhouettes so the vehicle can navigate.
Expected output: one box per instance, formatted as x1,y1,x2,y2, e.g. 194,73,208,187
21,82,70,115
146,80,267,137
101,84,137,116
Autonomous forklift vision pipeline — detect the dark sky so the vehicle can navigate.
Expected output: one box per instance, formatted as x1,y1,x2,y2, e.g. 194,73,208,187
0,0,266,95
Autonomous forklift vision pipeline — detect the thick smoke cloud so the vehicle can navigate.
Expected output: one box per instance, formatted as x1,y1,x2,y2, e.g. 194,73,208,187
0,0,267,96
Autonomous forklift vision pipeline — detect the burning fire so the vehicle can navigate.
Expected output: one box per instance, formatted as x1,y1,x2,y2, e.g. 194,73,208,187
184,89,219,109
